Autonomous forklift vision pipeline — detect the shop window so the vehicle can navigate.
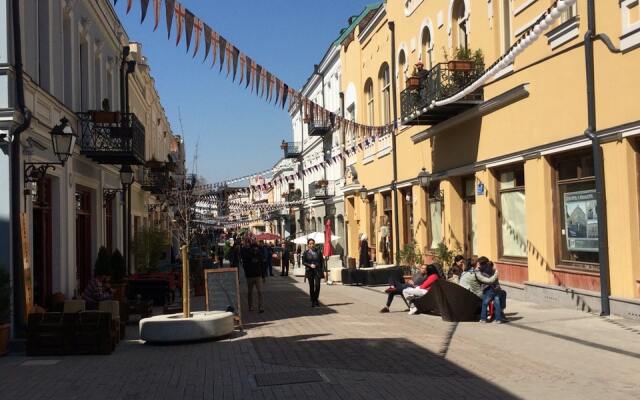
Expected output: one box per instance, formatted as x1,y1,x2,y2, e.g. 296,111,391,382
428,183,443,249
554,152,599,271
497,166,527,259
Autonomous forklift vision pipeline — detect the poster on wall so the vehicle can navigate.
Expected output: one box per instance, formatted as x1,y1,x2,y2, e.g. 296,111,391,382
564,189,598,252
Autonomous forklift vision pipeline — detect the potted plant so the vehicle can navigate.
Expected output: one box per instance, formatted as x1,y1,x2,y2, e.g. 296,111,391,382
432,241,462,276
89,98,120,124
0,267,10,356
405,62,424,90
109,250,127,302
398,242,422,283
130,226,169,274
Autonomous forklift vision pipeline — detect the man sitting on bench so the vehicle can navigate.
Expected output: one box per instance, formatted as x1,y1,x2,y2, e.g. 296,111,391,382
380,264,428,313
403,265,440,315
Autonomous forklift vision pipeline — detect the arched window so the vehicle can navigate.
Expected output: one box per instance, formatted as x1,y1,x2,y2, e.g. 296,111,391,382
398,50,407,90
364,78,375,125
452,0,468,50
421,27,433,69
379,63,391,126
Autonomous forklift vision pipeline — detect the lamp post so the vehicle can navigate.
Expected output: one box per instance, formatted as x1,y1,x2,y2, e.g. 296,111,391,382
120,165,134,274
24,117,77,185
359,186,368,203
417,168,430,188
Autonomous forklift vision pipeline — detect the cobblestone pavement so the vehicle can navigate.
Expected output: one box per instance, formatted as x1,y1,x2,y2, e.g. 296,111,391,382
2,267,640,400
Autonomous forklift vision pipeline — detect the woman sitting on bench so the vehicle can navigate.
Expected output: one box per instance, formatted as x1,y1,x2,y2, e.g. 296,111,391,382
380,264,428,313
403,265,440,315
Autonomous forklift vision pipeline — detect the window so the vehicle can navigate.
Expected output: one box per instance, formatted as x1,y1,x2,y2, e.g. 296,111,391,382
428,183,443,249
398,50,407,91
452,0,468,50
498,166,527,259
347,104,356,144
79,39,89,111
379,64,391,125
94,57,102,110
63,13,73,108
365,79,375,125
36,0,51,92
421,26,433,68
620,0,640,51
501,0,512,52
105,197,113,252
554,152,599,271
560,2,578,23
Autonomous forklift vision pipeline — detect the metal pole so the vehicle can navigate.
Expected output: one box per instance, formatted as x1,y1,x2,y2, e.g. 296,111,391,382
10,0,32,334
388,21,401,262
127,185,132,274
181,245,189,318
121,187,127,274
584,0,610,316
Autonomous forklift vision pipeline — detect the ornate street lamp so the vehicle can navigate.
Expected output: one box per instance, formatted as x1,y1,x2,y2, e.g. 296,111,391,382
120,164,134,187
417,167,430,188
24,117,77,185
359,186,368,202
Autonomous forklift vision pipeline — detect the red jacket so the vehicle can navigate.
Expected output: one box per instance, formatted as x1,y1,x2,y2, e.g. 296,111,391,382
418,274,438,290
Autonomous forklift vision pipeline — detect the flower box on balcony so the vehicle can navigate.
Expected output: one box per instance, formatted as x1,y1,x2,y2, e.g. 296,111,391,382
89,111,120,124
405,76,421,90
447,60,474,71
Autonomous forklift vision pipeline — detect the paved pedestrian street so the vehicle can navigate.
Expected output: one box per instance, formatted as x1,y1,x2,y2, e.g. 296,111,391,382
2,267,640,400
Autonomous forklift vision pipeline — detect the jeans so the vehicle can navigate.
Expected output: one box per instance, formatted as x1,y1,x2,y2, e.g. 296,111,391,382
247,277,263,311
266,261,273,276
307,270,321,304
281,260,289,276
481,288,503,321
386,280,410,308
402,287,427,301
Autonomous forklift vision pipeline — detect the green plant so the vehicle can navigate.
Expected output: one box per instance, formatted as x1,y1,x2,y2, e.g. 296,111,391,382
0,268,10,324
432,242,462,273
398,242,423,275
94,247,112,277
131,226,169,273
110,250,126,283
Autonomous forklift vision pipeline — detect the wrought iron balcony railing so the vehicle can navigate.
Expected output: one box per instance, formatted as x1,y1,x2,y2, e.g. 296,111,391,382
287,190,302,202
141,166,173,195
309,180,334,200
281,142,302,159
400,62,484,126
307,113,333,137
77,112,145,165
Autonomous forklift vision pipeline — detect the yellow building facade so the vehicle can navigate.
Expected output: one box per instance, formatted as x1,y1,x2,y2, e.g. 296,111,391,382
340,0,640,318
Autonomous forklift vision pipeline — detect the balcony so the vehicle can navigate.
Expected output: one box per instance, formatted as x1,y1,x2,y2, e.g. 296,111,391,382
287,189,302,202
309,180,334,200
281,141,302,159
401,62,484,126
77,112,145,165
307,113,333,137
141,164,173,195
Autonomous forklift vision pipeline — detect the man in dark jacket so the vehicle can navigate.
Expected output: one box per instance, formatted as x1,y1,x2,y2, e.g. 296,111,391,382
302,238,323,307
280,242,291,276
241,236,265,313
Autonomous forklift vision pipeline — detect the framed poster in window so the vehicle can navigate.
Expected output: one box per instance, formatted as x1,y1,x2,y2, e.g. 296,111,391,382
563,189,598,252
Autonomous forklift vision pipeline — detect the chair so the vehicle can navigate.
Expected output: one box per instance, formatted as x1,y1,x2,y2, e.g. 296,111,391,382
63,300,86,313
74,311,113,354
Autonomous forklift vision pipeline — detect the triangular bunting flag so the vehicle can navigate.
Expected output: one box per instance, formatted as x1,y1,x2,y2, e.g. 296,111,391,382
165,0,175,39
153,0,161,30
174,3,185,46
211,31,218,68
184,9,195,52
192,17,203,58
245,58,252,89
203,24,212,62
255,65,262,95
282,84,289,109
218,36,227,73
140,0,150,23
127,0,133,14
238,55,245,85
231,47,240,82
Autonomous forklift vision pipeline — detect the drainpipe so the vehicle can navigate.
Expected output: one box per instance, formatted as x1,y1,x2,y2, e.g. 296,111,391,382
339,91,347,264
388,21,401,262
299,101,305,236
10,0,32,335
584,0,610,316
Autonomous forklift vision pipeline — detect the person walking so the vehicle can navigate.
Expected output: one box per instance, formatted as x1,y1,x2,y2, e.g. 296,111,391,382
359,234,370,268
241,236,265,313
302,238,323,307
280,242,290,276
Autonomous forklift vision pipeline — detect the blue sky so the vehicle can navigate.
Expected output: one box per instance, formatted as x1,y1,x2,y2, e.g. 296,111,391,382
115,1,376,183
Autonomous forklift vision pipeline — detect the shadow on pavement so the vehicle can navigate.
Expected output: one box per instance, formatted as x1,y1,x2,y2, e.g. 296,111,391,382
250,333,519,399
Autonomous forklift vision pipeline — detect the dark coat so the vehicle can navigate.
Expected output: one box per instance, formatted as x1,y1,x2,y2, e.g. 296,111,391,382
241,245,264,278
359,239,370,268
302,249,324,277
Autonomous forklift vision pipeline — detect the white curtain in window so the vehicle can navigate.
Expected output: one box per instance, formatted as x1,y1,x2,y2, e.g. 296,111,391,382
500,191,527,257
430,201,443,249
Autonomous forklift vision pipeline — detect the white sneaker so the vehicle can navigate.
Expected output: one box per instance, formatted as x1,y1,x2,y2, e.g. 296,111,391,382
408,307,418,315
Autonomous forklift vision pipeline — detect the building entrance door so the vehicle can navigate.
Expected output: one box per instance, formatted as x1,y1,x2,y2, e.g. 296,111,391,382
75,187,92,294
33,177,53,307
462,177,477,257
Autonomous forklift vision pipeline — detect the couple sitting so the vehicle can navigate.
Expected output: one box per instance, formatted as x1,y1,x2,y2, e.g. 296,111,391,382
380,264,440,315
459,256,507,323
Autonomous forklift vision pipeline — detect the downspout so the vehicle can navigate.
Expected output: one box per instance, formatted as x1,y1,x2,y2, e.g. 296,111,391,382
299,101,305,235
388,21,400,262
339,92,347,264
10,0,32,334
584,0,610,316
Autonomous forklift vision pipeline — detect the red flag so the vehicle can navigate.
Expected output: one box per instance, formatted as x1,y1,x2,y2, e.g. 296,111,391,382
153,0,161,31
174,3,185,46
192,17,203,58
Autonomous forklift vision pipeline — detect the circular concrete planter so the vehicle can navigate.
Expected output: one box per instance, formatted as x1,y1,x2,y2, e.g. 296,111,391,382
139,311,234,343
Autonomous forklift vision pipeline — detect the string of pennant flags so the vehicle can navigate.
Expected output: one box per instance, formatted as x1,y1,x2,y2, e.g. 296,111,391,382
113,0,394,145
